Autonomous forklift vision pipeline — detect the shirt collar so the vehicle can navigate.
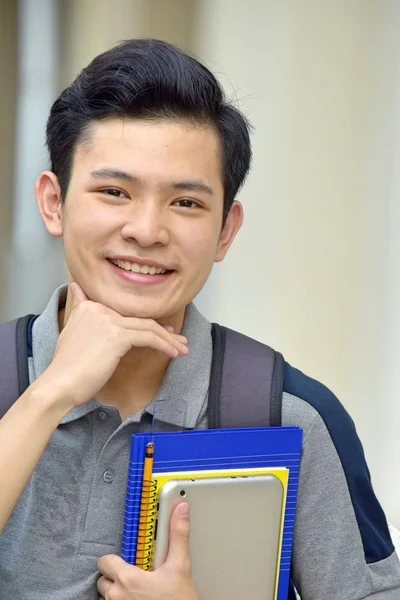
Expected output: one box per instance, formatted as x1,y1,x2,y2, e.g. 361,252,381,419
31,284,212,429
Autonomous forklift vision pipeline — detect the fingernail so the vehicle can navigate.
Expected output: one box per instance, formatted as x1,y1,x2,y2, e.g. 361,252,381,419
177,502,190,519
176,335,187,342
164,325,174,332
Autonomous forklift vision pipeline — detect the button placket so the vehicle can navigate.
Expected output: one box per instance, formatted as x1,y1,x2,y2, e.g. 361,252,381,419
80,421,138,552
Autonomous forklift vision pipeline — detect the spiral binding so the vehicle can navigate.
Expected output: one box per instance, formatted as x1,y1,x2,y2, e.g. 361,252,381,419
135,478,158,570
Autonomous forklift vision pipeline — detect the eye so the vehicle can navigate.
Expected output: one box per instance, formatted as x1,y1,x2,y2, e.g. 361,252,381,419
173,198,200,209
101,188,128,198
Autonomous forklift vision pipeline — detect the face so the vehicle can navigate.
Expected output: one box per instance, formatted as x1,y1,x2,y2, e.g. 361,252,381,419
36,118,243,323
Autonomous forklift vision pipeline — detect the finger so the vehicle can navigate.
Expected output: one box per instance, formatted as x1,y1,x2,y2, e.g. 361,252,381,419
116,319,188,356
163,325,187,342
164,502,191,572
97,554,130,581
119,317,188,350
126,330,187,358
160,332,188,354
163,326,187,342
96,575,113,598
97,554,141,584
70,281,88,307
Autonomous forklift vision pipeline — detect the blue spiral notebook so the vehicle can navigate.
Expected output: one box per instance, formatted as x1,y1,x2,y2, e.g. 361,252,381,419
121,426,302,600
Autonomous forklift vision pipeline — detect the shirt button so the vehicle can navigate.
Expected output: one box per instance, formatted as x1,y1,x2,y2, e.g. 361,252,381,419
103,470,114,484
98,410,109,421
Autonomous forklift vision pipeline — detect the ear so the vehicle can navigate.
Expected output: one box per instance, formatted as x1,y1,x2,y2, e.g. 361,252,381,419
215,201,243,262
35,171,64,237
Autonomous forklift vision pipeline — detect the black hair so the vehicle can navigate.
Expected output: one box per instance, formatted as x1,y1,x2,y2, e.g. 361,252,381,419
46,38,252,222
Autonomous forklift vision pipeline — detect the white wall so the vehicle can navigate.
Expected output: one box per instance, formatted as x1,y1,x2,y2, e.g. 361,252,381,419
193,0,400,526
2,0,66,321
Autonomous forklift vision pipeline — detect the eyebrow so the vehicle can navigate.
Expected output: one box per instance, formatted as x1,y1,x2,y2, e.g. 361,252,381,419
89,168,141,184
88,168,215,196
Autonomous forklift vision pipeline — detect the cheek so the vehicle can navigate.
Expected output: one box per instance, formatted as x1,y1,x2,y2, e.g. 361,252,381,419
180,222,220,271
63,204,117,253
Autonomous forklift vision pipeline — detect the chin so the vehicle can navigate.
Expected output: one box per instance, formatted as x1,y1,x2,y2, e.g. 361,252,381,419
120,307,160,319
89,282,188,321
107,298,174,321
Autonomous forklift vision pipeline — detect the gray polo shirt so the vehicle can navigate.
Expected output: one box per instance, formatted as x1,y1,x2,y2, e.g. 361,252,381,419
1,285,400,599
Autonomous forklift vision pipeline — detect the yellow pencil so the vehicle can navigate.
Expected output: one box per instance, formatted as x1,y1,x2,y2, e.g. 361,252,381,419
136,442,154,568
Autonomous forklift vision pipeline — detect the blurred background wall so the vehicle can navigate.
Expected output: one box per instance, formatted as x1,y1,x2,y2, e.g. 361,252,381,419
0,0,399,526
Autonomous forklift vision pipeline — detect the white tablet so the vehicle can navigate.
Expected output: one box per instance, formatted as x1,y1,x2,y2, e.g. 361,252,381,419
152,474,284,600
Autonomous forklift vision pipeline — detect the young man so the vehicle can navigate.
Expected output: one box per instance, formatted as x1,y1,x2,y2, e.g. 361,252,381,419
0,39,399,600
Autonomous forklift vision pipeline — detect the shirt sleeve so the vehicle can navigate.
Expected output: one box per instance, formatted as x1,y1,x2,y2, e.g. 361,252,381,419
289,407,400,599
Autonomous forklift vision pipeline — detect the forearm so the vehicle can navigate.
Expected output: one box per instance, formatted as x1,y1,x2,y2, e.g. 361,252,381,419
0,379,73,532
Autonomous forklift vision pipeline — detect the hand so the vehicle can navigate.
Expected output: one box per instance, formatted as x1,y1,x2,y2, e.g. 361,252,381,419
97,502,198,600
38,282,188,408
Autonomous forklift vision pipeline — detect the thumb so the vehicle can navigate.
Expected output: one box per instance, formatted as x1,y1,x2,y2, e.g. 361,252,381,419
69,282,88,308
165,502,191,572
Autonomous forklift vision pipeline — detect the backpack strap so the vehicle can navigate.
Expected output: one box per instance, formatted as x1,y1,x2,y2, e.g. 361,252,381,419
209,324,284,429
0,314,35,419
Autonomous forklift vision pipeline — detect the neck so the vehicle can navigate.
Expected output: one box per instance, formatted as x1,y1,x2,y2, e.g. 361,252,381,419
58,287,186,417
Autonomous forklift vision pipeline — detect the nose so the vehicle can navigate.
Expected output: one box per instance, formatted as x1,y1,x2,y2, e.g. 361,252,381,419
120,199,169,247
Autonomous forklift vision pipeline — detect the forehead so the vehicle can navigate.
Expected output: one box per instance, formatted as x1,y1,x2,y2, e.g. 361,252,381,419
73,118,223,188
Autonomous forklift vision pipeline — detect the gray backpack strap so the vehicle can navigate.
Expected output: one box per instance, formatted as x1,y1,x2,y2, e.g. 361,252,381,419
0,315,33,418
209,324,284,429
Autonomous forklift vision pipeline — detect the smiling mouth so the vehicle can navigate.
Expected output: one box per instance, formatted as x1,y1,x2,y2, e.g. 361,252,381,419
108,258,173,276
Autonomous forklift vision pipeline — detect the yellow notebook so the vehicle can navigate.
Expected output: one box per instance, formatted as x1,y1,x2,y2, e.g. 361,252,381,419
136,466,288,597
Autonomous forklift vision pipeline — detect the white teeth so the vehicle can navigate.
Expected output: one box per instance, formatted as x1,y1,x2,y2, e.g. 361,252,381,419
112,259,167,275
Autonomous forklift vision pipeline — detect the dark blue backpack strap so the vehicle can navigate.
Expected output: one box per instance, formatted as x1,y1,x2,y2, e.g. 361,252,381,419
209,324,284,428
0,314,36,418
